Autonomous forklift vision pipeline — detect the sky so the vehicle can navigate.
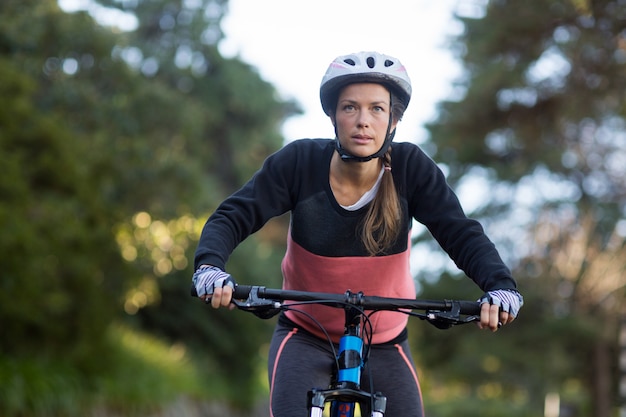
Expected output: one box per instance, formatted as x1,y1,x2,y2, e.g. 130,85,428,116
59,0,472,144
218,0,466,143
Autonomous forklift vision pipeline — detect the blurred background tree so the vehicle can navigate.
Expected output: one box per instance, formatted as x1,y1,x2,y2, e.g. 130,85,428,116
1,0,295,414
414,0,626,416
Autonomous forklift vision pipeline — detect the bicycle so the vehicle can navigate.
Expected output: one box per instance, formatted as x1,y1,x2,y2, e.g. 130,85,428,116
218,284,481,417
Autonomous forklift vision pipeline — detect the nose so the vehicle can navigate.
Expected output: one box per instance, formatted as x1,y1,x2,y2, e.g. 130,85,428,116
357,111,370,128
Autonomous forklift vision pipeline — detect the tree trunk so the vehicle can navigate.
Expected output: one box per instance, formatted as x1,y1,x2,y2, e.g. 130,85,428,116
592,339,612,417
617,313,626,417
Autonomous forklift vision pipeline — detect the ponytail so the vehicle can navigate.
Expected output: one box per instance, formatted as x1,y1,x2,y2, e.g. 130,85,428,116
360,148,401,255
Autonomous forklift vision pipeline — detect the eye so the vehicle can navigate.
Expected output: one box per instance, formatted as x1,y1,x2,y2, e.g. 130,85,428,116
371,104,388,114
342,104,356,112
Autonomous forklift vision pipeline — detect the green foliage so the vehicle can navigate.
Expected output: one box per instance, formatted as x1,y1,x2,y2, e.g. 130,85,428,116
0,325,209,417
431,0,626,185
0,0,295,414
0,57,124,368
0,355,86,417
129,220,287,406
421,0,626,415
426,396,531,417
413,273,595,415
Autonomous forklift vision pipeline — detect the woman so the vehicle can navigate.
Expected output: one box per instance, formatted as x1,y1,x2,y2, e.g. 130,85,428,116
193,51,523,417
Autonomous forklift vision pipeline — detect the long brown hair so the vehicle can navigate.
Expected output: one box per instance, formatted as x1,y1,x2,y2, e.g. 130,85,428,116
361,93,406,255
360,148,401,255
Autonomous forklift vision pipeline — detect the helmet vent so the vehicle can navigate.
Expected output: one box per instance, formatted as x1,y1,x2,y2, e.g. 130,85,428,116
320,52,412,116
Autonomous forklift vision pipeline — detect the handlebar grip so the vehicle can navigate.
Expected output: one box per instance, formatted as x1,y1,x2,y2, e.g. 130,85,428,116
191,283,253,299
458,300,481,316
233,284,253,299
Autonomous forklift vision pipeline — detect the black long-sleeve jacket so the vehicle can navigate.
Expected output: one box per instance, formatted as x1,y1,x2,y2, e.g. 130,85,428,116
195,139,516,342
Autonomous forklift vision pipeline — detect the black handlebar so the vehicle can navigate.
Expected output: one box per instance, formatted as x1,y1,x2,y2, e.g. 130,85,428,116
231,284,481,316
192,283,481,328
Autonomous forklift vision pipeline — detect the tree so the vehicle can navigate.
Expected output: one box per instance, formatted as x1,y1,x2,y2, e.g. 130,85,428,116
87,0,298,405
0,57,125,370
420,0,626,415
1,0,297,413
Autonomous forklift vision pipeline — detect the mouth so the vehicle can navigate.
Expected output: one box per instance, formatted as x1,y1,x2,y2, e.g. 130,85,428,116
351,134,373,144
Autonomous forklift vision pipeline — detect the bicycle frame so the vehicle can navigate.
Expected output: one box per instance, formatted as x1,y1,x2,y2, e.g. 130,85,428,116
229,285,480,417
308,299,386,417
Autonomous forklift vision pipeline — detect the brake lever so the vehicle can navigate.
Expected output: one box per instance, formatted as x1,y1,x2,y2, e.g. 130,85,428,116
232,286,282,319
425,311,480,329
424,302,480,329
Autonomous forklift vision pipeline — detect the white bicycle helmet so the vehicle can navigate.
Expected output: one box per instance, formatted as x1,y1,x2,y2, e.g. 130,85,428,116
320,51,412,116
320,51,412,162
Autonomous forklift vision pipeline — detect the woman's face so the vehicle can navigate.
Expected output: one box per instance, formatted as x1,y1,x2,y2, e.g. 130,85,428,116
333,83,397,159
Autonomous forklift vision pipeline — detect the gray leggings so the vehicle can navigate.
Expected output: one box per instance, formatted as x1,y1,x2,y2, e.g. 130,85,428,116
267,318,424,417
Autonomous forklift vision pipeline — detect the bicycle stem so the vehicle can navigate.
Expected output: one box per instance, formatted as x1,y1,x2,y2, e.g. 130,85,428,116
337,301,364,389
